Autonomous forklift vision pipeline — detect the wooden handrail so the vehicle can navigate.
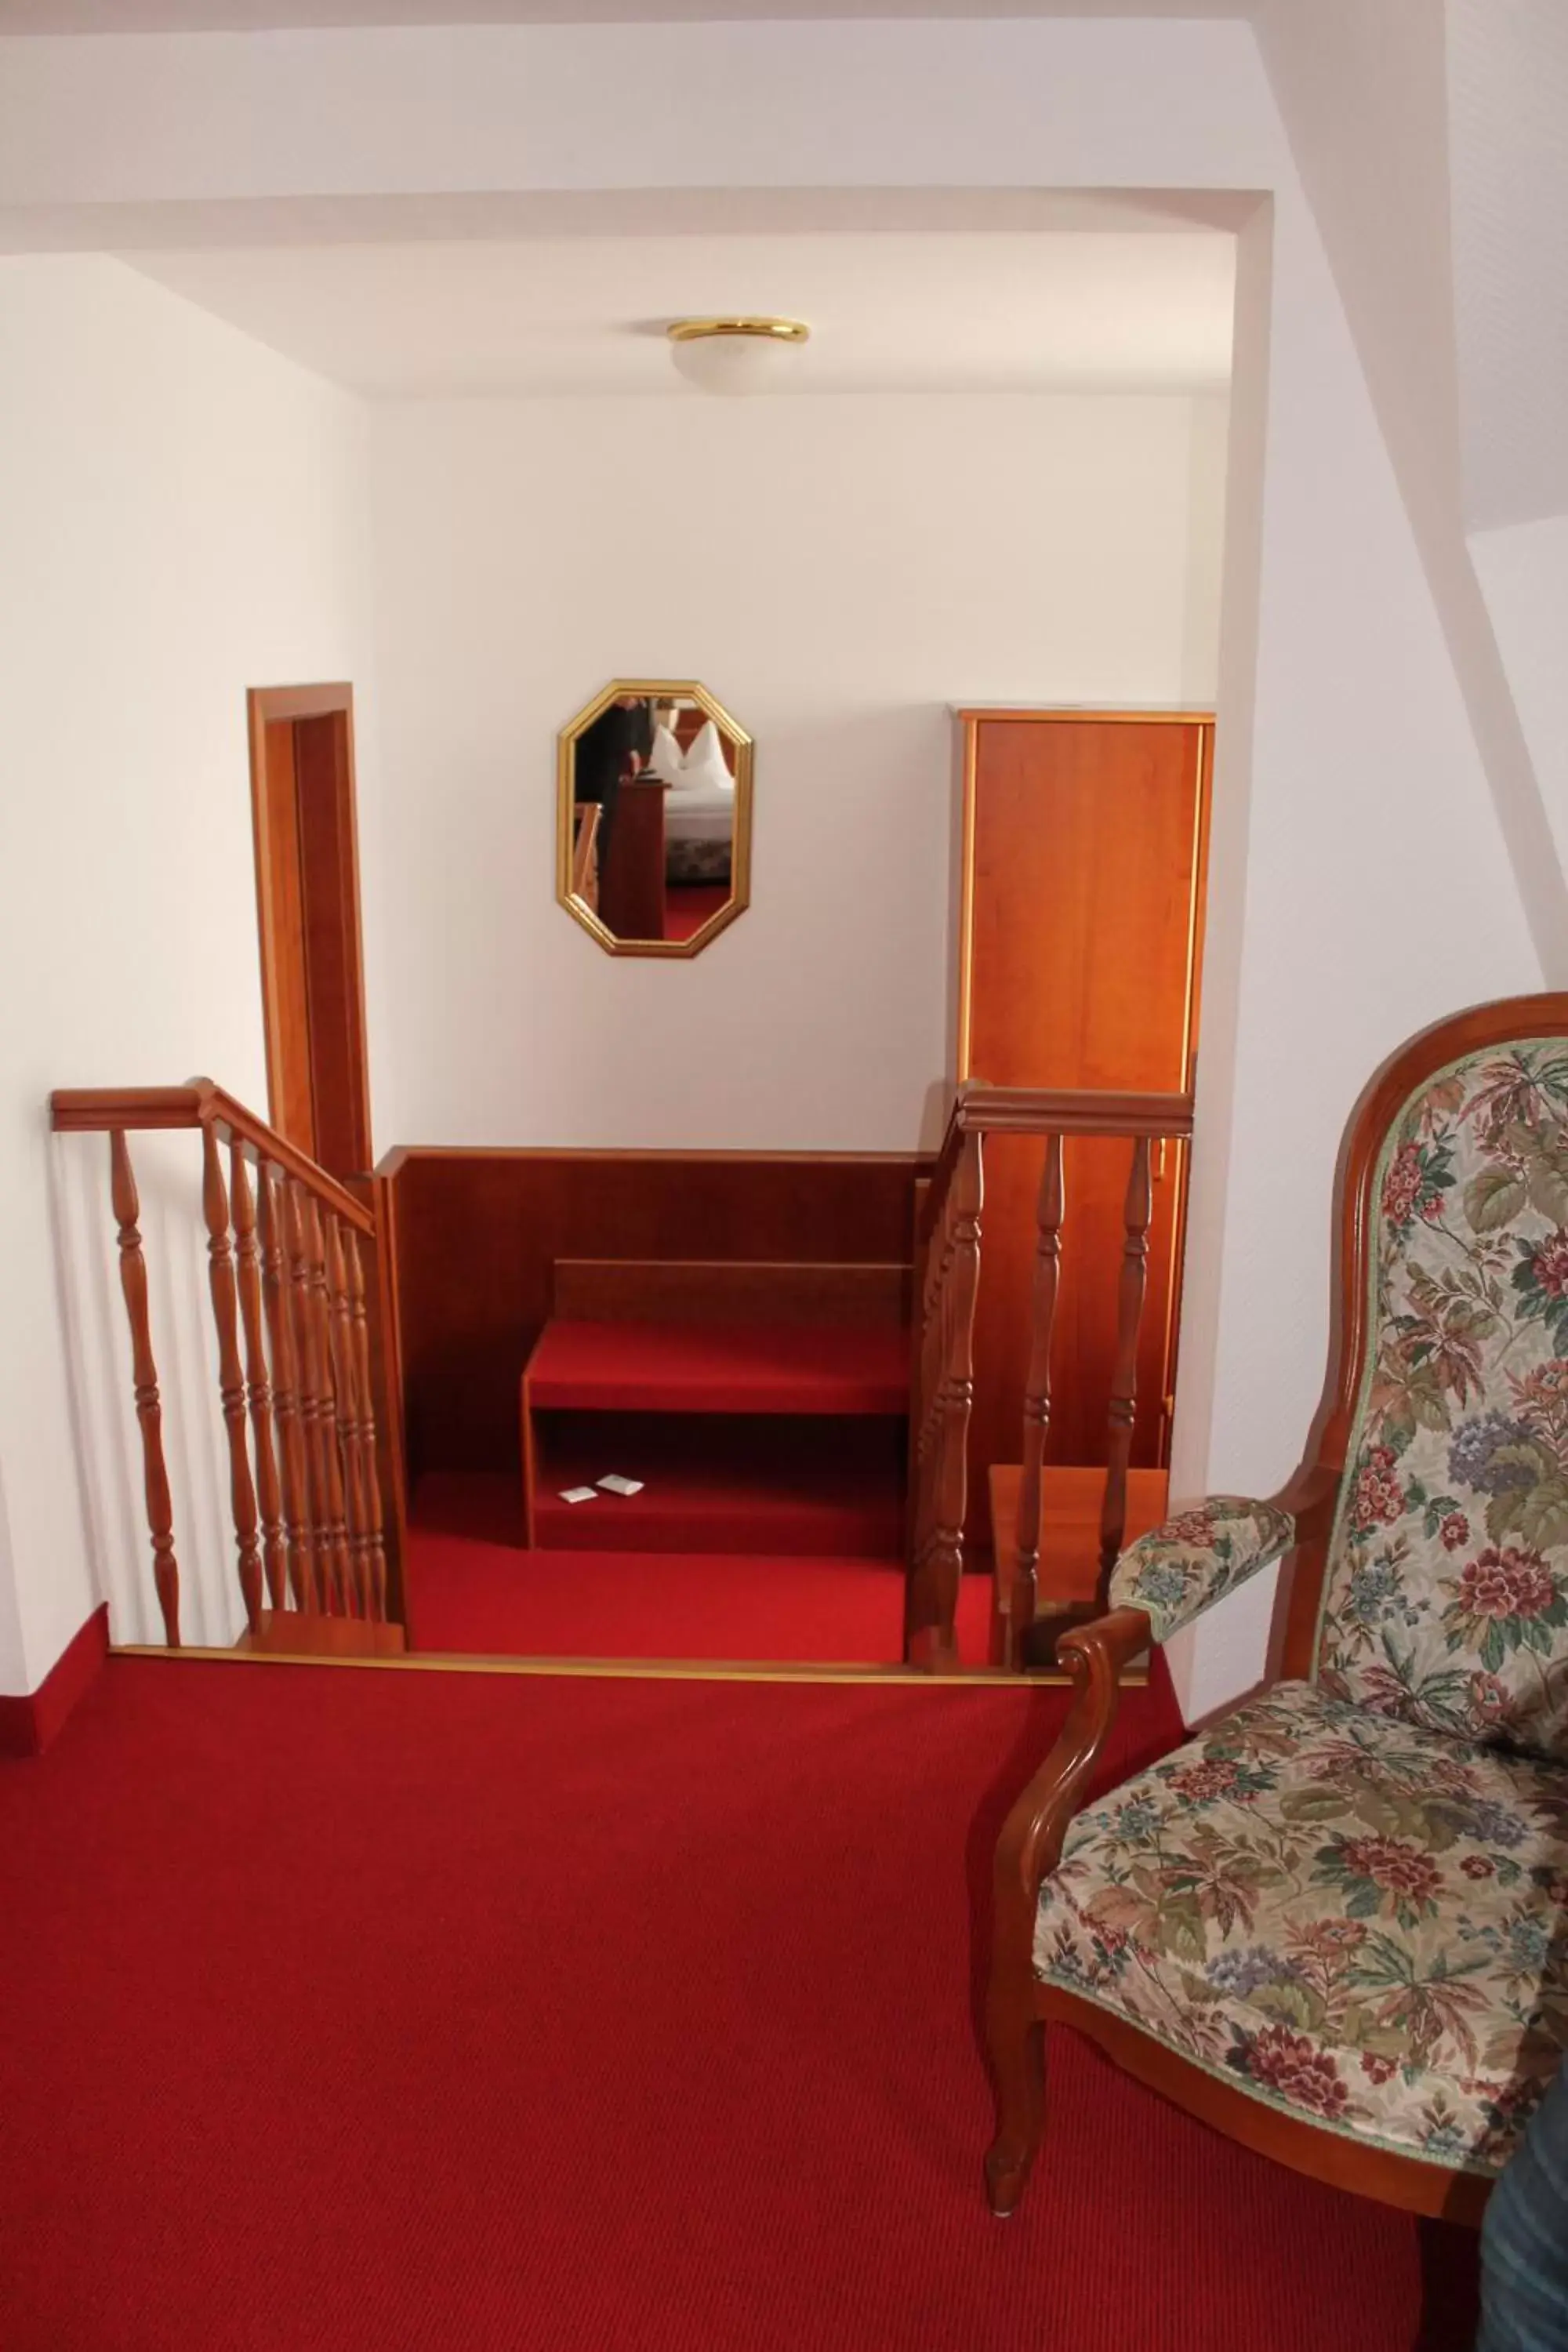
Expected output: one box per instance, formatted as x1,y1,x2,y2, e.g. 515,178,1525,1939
52,1077,397,1650
953,1083,1195,1138
922,1083,1192,1244
51,1080,374,1235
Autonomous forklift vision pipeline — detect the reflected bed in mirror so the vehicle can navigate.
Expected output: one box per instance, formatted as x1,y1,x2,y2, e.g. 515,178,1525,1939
557,679,753,956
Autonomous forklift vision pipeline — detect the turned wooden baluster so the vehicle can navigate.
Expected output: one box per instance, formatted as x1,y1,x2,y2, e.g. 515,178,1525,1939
231,1140,286,1613
201,1125,263,1635
913,1189,958,1576
285,1178,330,1611
1008,1131,1065,1665
909,1128,983,1667
109,1131,180,1646
262,1163,314,1613
1098,1134,1154,1604
325,1214,371,1619
346,1228,390,1622
305,1193,354,1616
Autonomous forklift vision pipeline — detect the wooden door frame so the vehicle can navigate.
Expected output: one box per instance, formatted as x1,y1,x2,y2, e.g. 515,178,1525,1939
247,681,373,1175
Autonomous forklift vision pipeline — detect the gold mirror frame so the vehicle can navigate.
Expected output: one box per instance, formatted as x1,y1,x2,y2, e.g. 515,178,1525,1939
556,677,754,958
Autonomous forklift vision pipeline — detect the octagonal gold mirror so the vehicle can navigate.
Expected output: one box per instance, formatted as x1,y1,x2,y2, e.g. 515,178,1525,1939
557,679,753,956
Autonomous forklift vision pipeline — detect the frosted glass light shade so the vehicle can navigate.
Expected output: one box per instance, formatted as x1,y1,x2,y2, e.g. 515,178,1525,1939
667,318,808,396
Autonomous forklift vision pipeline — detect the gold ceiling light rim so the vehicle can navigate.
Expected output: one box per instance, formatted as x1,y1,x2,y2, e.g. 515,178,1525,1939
666,316,811,345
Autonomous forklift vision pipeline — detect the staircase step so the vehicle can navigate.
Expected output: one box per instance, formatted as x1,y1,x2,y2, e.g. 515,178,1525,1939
532,1412,905,1556
524,1319,909,1417
242,1612,408,1659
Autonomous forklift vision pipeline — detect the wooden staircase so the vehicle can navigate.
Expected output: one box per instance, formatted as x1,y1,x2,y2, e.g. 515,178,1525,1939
908,1085,1195,1671
521,1259,910,1561
51,1080,407,1660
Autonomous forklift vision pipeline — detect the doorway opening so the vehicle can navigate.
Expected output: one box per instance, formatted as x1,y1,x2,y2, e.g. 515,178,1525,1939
247,682,372,1181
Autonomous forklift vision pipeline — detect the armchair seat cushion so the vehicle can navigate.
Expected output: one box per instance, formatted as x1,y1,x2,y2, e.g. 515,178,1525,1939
1034,1682,1568,2174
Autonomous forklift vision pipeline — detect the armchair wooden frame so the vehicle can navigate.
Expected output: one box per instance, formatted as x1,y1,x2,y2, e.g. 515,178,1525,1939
985,993,1568,2230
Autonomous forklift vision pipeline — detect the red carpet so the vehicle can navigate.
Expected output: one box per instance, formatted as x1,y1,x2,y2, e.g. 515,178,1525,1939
528,1417,906,1555
410,1473,989,1662
0,1655,1476,2351
664,882,730,942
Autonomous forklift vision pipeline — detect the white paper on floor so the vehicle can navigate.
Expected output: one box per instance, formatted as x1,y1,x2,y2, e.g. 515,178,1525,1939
559,1486,598,1504
597,1475,644,1496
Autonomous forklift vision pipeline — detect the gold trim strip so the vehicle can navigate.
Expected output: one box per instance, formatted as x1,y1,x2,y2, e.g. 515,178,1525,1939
952,707,1216,726
110,1642,1149,1690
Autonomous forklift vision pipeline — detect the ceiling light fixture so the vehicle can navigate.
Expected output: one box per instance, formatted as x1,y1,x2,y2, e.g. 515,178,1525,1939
666,316,810,395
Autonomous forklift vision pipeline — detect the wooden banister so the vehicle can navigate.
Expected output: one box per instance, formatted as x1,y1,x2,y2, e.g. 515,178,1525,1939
909,1081,1194,1670
52,1079,400,1652
52,1082,374,1234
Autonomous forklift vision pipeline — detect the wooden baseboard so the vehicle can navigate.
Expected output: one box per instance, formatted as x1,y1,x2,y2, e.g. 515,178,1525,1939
0,1602,110,1759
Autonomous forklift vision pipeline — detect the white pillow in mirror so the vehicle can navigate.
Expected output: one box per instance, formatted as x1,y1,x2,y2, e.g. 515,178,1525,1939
681,720,735,794
648,723,688,786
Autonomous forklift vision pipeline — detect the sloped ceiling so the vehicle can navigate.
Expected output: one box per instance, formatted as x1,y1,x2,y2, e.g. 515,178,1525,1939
1446,0,1568,535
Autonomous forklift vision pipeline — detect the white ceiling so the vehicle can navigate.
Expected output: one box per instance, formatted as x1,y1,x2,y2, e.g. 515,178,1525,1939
125,227,1236,398
0,0,1250,26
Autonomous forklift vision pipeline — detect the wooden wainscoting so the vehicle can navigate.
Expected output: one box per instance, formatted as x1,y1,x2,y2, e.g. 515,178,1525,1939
378,1149,928,1481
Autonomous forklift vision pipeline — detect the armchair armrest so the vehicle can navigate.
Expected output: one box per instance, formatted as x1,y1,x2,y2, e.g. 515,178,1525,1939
1107,1495,1296,1644
994,1606,1152,1909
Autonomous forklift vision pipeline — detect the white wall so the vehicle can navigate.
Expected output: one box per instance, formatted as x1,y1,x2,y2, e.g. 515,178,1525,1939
0,254,373,1691
1166,194,1542,1721
363,389,1224,1151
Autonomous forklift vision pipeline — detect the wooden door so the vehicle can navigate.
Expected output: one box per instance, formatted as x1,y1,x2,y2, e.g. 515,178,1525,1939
249,684,372,1181
958,711,1210,1514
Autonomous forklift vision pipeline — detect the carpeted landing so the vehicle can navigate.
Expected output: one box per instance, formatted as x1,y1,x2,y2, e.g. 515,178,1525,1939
407,1473,996,1664
0,1655,1477,2351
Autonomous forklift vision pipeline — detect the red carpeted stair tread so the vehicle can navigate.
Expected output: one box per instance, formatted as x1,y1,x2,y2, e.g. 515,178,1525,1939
408,1476,971,1661
528,1415,905,1556
525,1317,909,1414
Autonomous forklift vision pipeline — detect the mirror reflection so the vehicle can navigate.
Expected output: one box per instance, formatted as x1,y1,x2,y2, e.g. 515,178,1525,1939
558,681,753,955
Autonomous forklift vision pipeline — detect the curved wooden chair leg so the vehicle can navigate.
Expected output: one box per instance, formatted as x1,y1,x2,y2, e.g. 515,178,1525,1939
985,1988,1046,2217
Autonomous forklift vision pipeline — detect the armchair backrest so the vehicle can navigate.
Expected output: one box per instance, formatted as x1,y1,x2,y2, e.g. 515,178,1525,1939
1316,1007,1568,1759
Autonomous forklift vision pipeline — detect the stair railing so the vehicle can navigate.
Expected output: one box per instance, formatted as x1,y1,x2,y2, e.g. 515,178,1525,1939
51,1080,401,1649
906,1083,1193,1670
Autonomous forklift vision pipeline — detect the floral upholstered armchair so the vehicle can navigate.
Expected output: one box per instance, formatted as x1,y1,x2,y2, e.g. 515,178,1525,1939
986,999,1568,2227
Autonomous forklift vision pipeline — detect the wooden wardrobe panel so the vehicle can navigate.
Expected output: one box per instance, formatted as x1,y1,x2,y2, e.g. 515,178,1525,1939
965,718,1200,1093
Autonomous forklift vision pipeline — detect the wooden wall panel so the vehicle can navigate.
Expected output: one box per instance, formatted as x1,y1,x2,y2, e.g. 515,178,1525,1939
384,1149,927,1479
